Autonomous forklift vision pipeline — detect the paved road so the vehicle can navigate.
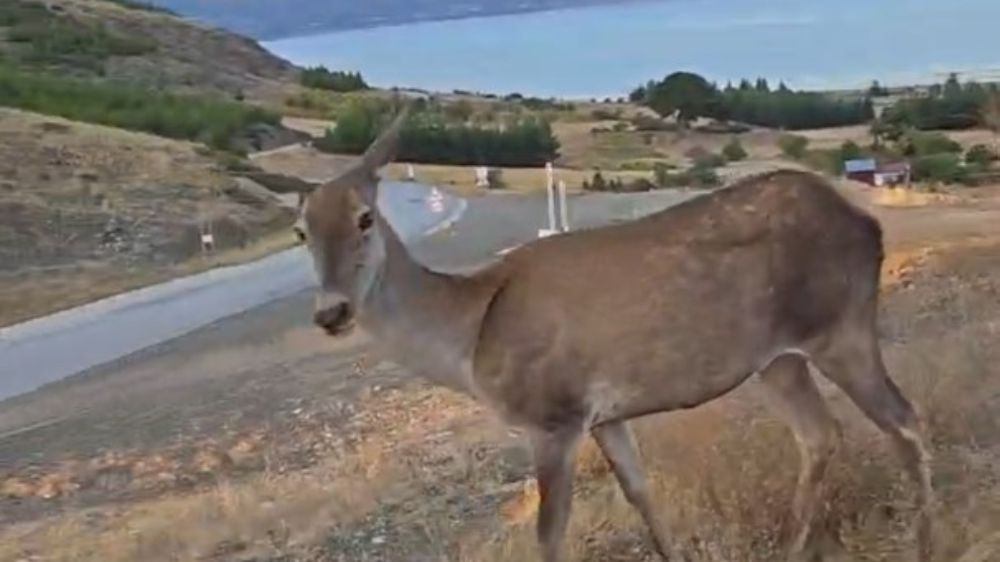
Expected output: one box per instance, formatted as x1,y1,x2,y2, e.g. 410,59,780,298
0,184,700,402
0,182,464,400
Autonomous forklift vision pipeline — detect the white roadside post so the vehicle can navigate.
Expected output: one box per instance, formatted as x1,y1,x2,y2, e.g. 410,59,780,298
558,179,569,232
539,162,558,238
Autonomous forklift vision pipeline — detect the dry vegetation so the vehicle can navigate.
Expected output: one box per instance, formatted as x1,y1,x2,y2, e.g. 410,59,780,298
0,108,296,326
0,0,297,99
2,185,1000,562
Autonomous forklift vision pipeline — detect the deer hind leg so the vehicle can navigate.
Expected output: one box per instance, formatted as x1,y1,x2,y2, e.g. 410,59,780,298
810,328,934,562
592,420,675,561
530,426,584,562
759,354,842,562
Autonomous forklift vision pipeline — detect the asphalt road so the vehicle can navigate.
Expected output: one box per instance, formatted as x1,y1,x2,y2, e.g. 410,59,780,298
0,184,700,402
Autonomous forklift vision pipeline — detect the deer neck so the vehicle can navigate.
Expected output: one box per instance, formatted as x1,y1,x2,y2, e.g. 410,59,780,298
356,214,494,395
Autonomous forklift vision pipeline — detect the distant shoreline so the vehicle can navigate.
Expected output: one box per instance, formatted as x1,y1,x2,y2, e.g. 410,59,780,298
210,0,660,41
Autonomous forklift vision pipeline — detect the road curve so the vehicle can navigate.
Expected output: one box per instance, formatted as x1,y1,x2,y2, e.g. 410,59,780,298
0,182,465,400
0,183,700,402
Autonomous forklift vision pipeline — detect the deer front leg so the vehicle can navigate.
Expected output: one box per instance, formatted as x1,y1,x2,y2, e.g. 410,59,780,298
531,426,584,562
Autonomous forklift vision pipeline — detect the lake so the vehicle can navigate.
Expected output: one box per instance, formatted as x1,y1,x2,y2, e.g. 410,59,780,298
265,0,1000,99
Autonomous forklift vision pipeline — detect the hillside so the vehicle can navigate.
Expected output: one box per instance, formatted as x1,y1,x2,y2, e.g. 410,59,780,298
0,0,297,97
0,108,296,327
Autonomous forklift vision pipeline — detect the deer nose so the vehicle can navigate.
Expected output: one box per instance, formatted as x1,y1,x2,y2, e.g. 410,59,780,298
314,301,355,335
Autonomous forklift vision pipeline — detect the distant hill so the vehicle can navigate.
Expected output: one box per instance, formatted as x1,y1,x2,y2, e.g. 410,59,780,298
0,0,298,97
148,0,653,40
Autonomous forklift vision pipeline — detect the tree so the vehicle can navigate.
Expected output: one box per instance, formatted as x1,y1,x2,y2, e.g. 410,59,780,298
778,134,809,160
839,140,864,162
868,80,889,98
755,77,770,92
982,92,1000,151
645,71,719,124
722,137,748,161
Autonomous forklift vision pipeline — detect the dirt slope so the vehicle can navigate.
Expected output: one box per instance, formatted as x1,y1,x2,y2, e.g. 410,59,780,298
0,108,296,327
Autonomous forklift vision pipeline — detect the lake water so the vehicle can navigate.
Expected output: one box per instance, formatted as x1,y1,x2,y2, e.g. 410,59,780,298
265,0,1000,99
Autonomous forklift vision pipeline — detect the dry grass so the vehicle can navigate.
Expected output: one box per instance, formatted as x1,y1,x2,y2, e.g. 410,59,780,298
0,107,296,326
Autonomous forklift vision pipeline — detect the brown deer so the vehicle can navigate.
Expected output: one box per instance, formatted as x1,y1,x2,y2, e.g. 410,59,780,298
291,111,934,562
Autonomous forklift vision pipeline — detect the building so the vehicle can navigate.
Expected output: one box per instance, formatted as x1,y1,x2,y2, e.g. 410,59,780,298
844,158,877,185
845,159,911,187
874,161,911,187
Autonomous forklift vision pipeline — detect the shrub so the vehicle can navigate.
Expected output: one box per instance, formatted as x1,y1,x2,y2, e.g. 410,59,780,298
722,138,748,162
631,114,677,132
694,152,726,169
838,140,864,161
654,162,721,189
591,108,623,121
7,16,156,69
301,66,368,92
965,144,997,166
912,153,968,184
778,134,809,160
0,65,279,151
902,131,962,156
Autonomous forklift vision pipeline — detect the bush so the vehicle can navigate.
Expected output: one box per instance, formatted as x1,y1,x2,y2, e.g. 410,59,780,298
912,153,968,184
965,144,997,166
838,140,864,161
316,102,560,166
631,114,677,132
654,161,721,189
591,108,623,120
0,65,279,151
694,152,726,169
722,138,748,162
778,134,810,160
902,131,962,156
7,15,156,70
301,66,368,92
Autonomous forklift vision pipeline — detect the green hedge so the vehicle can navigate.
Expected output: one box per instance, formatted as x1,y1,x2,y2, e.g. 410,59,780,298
315,102,560,166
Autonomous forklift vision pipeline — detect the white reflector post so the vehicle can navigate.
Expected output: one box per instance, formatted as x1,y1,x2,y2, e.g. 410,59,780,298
558,180,569,232
546,162,556,232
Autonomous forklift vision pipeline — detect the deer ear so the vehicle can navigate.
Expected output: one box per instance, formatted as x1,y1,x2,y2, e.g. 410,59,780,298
361,105,410,172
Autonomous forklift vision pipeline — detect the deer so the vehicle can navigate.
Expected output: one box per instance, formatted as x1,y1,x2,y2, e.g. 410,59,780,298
288,110,934,562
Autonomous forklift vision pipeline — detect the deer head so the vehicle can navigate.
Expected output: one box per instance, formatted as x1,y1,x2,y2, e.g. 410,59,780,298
296,108,408,336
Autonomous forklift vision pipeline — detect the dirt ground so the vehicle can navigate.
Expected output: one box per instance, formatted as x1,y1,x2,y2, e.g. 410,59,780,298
2,177,1000,561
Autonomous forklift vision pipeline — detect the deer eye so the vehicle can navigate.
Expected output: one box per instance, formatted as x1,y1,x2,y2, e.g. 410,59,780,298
357,210,373,232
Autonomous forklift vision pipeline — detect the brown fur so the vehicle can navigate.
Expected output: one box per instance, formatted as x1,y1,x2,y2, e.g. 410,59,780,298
295,114,933,562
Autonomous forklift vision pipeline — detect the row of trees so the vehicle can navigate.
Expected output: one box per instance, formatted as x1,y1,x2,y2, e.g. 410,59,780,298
301,66,369,92
876,74,999,137
630,72,873,130
315,101,560,166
